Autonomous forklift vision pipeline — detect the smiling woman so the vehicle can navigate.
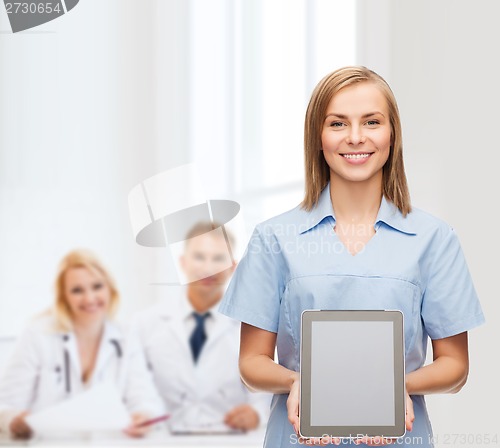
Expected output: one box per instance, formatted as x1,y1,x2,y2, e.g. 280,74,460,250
218,66,485,447
53,251,120,334
318,82,393,256
0,249,164,440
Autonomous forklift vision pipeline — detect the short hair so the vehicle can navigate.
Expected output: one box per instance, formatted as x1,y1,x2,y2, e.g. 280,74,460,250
53,249,119,332
184,221,236,249
302,66,411,216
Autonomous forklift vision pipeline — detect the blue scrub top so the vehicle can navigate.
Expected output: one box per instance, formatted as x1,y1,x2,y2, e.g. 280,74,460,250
219,184,485,448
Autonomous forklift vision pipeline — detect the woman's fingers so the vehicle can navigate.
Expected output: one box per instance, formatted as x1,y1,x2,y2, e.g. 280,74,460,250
287,377,300,434
405,393,415,432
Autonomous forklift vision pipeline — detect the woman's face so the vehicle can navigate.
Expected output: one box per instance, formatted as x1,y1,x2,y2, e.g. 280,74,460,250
64,267,111,325
321,82,391,185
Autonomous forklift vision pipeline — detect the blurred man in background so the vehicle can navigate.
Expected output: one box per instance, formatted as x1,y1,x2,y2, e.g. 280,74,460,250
134,222,270,434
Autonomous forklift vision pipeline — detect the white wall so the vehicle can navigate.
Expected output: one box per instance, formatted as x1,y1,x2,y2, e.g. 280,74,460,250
0,1,356,339
0,0,191,336
357,0,499,444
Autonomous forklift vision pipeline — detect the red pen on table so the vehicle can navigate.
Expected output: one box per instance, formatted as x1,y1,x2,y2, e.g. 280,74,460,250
135,414,171,428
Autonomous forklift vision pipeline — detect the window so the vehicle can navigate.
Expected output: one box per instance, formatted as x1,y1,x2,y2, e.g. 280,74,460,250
189,0,356,236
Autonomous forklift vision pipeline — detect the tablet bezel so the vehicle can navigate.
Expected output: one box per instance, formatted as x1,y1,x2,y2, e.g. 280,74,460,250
300,310,405,439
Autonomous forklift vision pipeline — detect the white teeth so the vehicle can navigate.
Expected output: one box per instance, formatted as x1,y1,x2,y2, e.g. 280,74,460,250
342,153,371,159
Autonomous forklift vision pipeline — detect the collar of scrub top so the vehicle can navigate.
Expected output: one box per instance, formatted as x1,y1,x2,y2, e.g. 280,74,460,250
298,183,418,236
59,321,124,393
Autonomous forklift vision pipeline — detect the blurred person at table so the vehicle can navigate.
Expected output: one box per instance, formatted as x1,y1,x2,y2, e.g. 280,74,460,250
0,249,164,439
134,222,271,434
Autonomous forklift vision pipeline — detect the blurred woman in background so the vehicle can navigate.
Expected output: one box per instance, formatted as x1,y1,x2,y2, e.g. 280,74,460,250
0,249,164,439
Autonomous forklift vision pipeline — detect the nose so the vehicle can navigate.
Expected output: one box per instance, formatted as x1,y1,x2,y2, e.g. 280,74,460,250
201,260,218,277
82,289,97,304
346,125,366,145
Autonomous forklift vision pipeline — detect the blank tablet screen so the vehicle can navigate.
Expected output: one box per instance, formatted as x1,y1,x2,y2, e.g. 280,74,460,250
300,310,405,439
311,321,394,426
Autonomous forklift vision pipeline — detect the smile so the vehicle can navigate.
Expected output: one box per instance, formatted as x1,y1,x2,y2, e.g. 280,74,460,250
80,305,103,312
341,153,372,159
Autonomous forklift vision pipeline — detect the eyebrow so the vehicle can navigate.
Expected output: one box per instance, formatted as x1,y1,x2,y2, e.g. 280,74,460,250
325,112,385,120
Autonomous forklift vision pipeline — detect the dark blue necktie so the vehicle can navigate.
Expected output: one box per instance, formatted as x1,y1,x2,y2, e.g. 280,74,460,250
190,312,209,363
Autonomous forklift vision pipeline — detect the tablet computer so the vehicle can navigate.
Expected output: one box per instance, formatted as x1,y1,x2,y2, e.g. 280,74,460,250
300,310,405,439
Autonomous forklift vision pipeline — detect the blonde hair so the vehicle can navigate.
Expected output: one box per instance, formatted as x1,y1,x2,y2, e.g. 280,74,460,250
302,66,411,216
53,249,119,332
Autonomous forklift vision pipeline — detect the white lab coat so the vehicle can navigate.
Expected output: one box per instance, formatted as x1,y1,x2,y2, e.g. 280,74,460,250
0,312,164,434
133,289,271,431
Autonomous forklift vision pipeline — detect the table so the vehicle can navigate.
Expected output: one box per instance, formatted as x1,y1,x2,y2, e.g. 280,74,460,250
0,426,265,447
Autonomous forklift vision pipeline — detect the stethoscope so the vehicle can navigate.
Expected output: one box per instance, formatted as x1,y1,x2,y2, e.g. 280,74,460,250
57,335,122,394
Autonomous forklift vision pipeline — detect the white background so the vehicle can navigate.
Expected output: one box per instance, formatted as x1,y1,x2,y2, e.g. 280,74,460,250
0,1,498,446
